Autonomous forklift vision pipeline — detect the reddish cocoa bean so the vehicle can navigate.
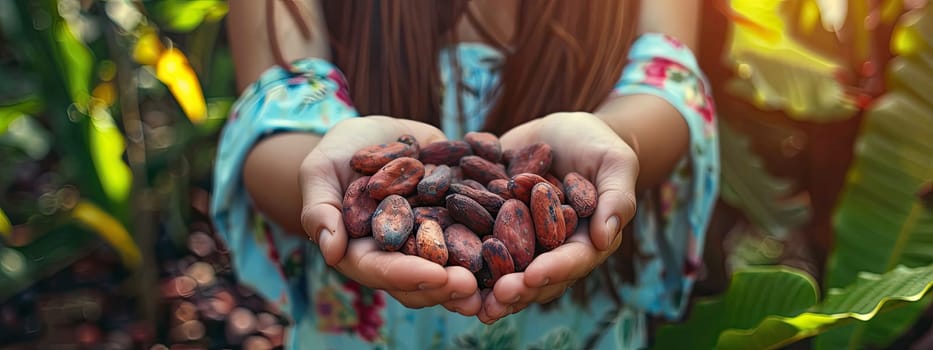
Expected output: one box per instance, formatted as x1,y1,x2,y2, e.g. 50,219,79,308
563,172,597,218
464,132,502,163
545,174,566,203
493,199,535,271
449,183,505,215
342,176,378,238
446,194,494,235
415,220,447,265
460,156,508,185
443,224,483,273
419,141,472,166
372,195,414,251
482,238,515,285
413,207,454,229
530,183,566,250
507,173,549,203
367,157,425,200
562,205,578,237
350,142,418,175
507,143,553,176
487,179,512,200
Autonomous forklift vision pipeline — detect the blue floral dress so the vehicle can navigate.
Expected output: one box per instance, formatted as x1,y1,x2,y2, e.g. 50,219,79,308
211,33,719,349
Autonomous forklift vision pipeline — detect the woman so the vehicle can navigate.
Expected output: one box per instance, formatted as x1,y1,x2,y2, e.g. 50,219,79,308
213,0,718,348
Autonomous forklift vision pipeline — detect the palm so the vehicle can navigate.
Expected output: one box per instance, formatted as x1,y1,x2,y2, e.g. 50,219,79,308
479,112,639,323
299,116,482,315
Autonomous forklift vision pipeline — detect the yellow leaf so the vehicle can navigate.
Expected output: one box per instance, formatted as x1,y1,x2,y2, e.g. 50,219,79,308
133,30,164,66
725,0,855,120
0,208,10,239
155,48,207,123
71,201,141,270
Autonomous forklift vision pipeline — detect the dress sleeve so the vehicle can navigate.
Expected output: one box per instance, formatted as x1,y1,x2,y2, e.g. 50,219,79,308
210,58,359,323
611,33,720,320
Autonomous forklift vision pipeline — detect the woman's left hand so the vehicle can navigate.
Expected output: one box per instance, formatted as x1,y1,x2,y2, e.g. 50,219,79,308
477,112,639,324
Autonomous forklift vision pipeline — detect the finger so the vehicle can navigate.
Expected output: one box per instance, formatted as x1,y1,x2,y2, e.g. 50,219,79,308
589,147,638,251
336,238,447,291
299,149,349,266
481,288,518,322
536,281,574,304
491,273,538,307
390,266,478,308
523,226,607,288
394,119,449,146
442,290,482,316
476,289,496,324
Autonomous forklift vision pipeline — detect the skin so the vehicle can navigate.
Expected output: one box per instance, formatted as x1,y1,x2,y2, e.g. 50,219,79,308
228,0,700,323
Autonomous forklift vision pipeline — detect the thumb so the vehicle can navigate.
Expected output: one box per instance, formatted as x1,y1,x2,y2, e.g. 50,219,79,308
588,149,638,251
300,149,349,266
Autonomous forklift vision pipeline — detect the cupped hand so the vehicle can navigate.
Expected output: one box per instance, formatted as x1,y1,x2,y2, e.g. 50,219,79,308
299,116,482,315
478,112,639,323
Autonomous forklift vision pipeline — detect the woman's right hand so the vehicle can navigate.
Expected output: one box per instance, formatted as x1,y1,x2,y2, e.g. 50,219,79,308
299,116,483,315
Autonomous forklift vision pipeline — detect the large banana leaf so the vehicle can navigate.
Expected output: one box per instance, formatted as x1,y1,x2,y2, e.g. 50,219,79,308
653,267,818,350
654,265,933,350
718,264,933,349
816,7,933,349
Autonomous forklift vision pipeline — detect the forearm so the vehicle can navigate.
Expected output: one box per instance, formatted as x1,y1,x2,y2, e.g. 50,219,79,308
244,133,322,234
227,0,331,93
591,0,700,189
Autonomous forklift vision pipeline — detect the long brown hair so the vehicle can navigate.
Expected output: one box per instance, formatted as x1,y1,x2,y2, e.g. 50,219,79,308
321,0,639,135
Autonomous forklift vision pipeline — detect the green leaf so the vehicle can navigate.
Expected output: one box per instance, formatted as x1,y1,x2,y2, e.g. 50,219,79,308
719,120,811,238
653,266,819,350
153,0,229,32
816,6,933,349
0,96,43,135
717,264,933,350
88,107,131,204
51,18,93,108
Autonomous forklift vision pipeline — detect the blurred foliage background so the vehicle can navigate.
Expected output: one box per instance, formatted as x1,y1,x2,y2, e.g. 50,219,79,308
0,0,931,349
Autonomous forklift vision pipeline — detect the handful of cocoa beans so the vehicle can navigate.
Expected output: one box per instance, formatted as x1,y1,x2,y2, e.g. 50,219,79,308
341,132,598,288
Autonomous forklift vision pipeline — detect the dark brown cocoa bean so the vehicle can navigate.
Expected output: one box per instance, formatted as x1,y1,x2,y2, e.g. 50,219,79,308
443,224,483,273
445,193,494,235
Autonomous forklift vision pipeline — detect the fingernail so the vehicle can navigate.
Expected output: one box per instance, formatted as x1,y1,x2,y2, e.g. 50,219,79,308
605,216,620,248
318,229,333,251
